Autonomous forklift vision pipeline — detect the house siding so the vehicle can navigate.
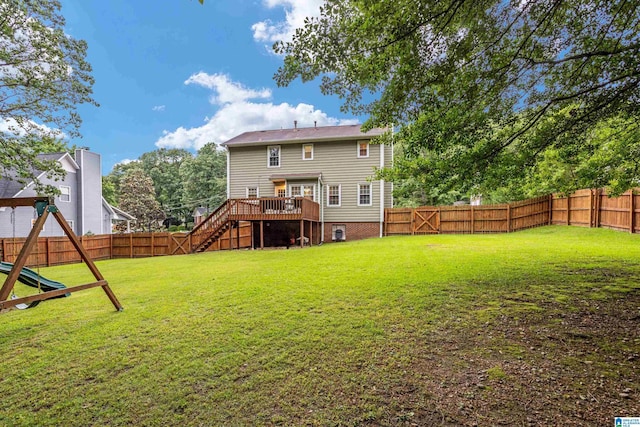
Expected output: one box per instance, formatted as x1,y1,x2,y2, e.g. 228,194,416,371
76,149,104,235
228,138,393,227
0,169,78,238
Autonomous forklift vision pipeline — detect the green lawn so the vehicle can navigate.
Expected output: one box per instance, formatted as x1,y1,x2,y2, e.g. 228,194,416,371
1,226,639,426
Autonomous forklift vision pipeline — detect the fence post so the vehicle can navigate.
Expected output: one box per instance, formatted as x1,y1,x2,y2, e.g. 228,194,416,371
470,206,475,234
130,233,133,258
630,190,635,234
566,193,571,226
589,189,594,228
507,204,512,232
46,237,50,267
151,233,155,257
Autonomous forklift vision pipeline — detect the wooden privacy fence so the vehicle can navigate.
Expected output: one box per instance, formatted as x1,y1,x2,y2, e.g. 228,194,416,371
385,195,551,235
385,189,639,236
0,222,252,267
551,188,639,233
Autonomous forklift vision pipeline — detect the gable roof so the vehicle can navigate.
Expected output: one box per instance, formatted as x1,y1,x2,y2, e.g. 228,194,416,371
222,124,387,147
0,152,77,198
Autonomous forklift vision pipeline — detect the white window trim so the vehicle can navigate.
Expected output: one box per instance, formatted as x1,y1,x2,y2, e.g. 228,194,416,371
327,184,341,207
290,185,302,198
267,145,281,168
59,185,71,203
302,143,314,160
357,141,369,158
357,183,373,206
246,187,259,198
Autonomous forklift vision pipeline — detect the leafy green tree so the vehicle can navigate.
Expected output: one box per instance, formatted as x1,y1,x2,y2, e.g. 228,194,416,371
179,143,227,212
0,0,96,194
118,169,165,232
275,0,640,197
139,148,193,222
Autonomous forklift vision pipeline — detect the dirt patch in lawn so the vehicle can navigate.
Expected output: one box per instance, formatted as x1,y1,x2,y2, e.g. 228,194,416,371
373,291,640,426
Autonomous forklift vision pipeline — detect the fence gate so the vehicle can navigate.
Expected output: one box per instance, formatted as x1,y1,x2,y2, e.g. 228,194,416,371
413,208,440,234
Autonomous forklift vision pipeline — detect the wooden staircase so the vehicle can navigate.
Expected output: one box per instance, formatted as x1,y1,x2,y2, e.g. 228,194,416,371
175,200,233,254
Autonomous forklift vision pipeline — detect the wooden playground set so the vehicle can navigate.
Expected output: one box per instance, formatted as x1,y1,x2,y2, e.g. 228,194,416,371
0,196,123,312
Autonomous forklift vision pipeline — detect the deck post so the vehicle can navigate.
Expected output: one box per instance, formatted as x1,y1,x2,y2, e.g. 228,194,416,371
260,220,264,249
236,221,240,249
309,221,313,246
300,220,304,248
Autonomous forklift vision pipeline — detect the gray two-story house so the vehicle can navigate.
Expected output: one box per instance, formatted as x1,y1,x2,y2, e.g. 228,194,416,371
0,149,133,238
223,124,393,244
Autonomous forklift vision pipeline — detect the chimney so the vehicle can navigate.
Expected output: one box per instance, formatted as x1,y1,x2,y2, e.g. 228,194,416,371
294,120,297,129
314,121,317,128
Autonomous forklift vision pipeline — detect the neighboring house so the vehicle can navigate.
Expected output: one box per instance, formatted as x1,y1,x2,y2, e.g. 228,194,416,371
193,207,209,226
0,149,132,238
223,124,392,243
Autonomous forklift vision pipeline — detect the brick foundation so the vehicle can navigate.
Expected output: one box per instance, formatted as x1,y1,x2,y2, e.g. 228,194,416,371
323,222,381,242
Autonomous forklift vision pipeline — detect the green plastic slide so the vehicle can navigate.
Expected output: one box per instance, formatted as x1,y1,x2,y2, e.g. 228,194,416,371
0,262,70,298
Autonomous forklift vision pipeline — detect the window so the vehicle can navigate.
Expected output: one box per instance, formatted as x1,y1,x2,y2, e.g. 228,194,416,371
290,185,301,198
357,141,369,158
246,187,258,198
302,185,314,199
267,145,280,167
327,185,341,207
290,185,315,200
302,144,313,160
59,185,71,202
358,183,372,206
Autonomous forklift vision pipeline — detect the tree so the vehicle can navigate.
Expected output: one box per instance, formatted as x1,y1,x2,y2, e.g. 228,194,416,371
0,0,97,194
275,1,640,197
139,149,193,221
118,169,165,232
179,143,227,213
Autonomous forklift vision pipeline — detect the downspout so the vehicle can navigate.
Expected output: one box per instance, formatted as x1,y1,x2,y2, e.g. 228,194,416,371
318,173,324,243
226,149,230,200
391,124,395,208
379,143,385,238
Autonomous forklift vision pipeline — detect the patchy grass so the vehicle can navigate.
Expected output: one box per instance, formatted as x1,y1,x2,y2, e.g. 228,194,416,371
1,226,639,426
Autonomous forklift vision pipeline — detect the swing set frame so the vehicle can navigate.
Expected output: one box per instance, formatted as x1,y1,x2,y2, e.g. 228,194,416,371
0,196,123,312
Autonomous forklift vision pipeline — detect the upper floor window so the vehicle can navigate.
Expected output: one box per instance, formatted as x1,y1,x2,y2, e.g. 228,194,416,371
246,187,258,198
358,183,372,206
267,145,280,168
59,185,71,202
357,141,369,158
302,144,314,160
327,185,341,207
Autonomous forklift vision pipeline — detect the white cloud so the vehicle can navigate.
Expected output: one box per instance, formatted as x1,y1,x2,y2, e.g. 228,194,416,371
0,117,66,139
156,101,358,150
185,72,271,105
152,105,165,112
252,0,324,44
155,73,358,151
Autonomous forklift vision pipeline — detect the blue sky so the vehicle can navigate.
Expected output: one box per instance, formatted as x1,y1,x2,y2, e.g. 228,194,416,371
59,0,359,173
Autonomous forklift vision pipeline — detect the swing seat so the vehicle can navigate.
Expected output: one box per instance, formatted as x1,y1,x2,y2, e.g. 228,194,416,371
10,294,40,310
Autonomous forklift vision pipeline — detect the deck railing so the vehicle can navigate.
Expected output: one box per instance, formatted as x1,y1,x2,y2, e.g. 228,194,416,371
229,197,319,221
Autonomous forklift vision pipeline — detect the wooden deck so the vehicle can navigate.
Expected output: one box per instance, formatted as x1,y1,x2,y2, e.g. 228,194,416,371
227,197,320,222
